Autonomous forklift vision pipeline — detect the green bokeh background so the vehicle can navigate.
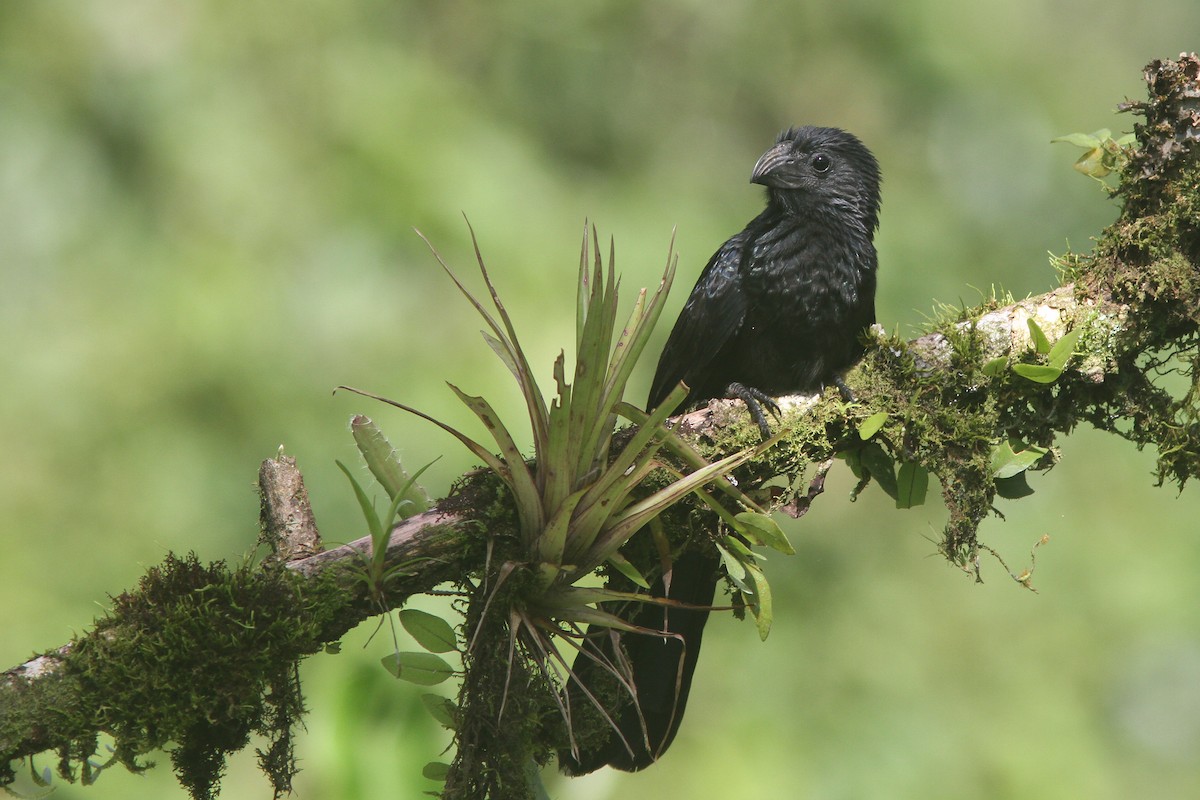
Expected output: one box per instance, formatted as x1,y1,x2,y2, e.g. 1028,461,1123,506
3,3,1200,798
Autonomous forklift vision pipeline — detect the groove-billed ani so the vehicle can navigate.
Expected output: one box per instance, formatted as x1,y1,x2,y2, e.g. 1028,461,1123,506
559,126,881,775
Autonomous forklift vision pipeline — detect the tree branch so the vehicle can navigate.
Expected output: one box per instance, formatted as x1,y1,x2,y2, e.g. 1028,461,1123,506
3,52,1199,800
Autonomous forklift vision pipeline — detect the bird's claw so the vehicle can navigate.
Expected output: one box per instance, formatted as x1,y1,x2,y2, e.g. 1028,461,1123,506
833,375,855,403
725,382,780,440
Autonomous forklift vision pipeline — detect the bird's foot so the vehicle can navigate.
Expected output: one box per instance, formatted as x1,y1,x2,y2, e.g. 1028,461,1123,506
833,375,855,403
725,382,780,440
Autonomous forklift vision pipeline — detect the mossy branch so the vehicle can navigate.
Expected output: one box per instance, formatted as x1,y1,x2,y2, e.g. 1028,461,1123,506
0,455,482,798
2,53,1199,800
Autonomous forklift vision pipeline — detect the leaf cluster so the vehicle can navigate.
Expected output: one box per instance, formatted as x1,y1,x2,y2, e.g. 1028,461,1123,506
338,224,796,796
1052,128,1136,180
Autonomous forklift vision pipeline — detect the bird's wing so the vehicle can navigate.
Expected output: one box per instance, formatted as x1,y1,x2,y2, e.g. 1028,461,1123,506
647,232,749,409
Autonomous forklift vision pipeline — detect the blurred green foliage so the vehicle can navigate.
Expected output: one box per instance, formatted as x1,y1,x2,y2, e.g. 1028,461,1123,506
2,2,1199,798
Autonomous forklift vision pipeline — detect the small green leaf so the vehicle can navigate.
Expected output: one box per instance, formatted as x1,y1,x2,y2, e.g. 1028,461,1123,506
381,651,455,685
860,442,898,499
324,641,342,655
895,462,929,509
716,542,748,587
1052,132,1102,149
734,511,794,555
421,694,457,729
380,652,401,677
1052,129,1132,178
857,411,889,440
1074,148,1112,178
1011,363,1063,383
422,762,451,781
335,460,383,543
981,357,1009,377
990,439,1048,479
1047,328,1082,372
742,560,773,640
720,534,759,560
1026,318,1051,355
400,609,458,653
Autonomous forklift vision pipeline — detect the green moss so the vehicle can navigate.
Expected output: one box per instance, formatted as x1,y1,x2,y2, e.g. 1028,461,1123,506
442,563,549,800
1067,124,1200,485
50,552,345,800
856,328,1001,566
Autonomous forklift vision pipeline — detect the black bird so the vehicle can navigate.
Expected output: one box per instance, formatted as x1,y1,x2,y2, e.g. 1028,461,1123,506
650,124,882,434
559,126,882,775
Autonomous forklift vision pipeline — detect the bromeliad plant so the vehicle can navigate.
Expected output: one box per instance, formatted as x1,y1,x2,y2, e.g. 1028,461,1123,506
340,223,792,755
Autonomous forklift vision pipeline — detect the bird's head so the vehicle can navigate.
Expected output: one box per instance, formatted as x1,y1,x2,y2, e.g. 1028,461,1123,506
751,126,881,231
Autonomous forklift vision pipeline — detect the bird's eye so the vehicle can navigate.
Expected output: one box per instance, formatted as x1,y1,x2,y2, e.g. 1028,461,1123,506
811,153,832,173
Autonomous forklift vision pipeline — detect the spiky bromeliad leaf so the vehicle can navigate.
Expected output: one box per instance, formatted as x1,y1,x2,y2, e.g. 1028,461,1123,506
334,386,543,540
447,382,544,532
584,233,678,477
347,227,774,618
336,452,434,597
557,382,689,568
542,351,576,523
579,443,762,570
615,399,760,511
532,486,590,573
417,224,682,563
529,238,682,568
415,225,551,462
567,227,619,486
557,225,679,523
536,584,702,630
605,549,651,589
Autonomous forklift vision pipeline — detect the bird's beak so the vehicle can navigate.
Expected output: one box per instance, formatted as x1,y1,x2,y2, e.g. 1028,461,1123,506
751,142,793,186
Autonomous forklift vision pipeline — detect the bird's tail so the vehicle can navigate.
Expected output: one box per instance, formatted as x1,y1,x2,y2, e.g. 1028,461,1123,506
557,548,720,774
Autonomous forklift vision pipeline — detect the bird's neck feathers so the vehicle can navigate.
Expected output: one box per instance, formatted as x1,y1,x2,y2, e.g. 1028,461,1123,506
761,190,878,245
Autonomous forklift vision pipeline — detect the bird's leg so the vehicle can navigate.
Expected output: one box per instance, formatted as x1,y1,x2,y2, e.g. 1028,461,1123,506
833,374,855,403
725,382,781,440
